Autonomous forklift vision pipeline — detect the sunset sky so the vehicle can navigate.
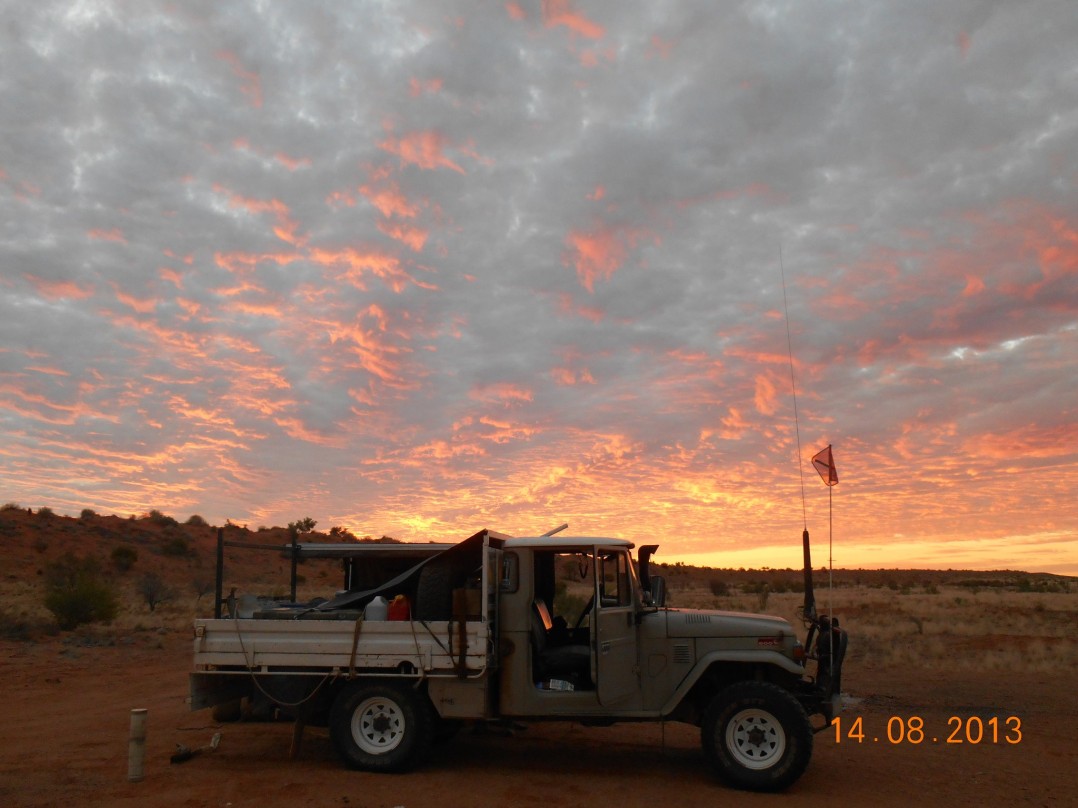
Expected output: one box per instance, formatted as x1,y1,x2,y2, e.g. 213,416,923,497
1,2,1075,575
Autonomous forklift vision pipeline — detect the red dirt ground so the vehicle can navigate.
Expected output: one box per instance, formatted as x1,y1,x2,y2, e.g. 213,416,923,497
2,630,1075,808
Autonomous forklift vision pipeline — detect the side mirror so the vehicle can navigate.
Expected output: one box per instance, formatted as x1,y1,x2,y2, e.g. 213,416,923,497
648,575,667,608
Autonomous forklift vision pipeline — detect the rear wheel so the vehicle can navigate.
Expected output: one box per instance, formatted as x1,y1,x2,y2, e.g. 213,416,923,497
701,681,813,792
329,683,433,772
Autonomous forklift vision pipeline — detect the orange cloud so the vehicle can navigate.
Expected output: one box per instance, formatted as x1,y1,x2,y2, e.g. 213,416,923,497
469,382,534,406
552,367,596,386
377,221,428,252
476,416,540,444
408,77,443,97
360,177,421,219
326,190,356,208
308,245,413,292
719,406,750,440
162,249,194,265
968,422,1077,460
564,224,650,292
554,292,604,322
159,268,184,288
273,417,344,447
87,228,126,243
379,131,465,174
214,251,301,274
176,298,202,318
320,312,412,385
24,275,94,300
214,186,305,246
25,366,69,377
274,152,311,171
410,439,486,459
0,384,120,426
505,2,527,21
541,0,604,39
753,373,780,415
113,288,158,314
957,31,971,59
647,35,674,59
217,50,263,108
962,275,985,296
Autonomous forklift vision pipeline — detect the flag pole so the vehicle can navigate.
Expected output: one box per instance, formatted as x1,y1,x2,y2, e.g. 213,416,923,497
828,480,833,639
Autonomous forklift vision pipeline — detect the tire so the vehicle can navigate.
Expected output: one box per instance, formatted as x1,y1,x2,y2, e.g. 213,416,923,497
701,681,813,792
414,563,453,621
329,683,433,772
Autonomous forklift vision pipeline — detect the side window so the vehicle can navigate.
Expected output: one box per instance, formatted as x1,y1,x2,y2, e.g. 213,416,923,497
599,550,631,608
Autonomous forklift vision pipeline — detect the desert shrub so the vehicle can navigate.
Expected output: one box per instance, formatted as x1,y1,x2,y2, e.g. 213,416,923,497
709,579,729,597
37,506,54,518
185,514,208,527
80,508,97,519
43,556,119,630
1,502,21,511
328,525,357,541
146,509,179,527
162,536,192,557
110,545,138,572
0,609,59,642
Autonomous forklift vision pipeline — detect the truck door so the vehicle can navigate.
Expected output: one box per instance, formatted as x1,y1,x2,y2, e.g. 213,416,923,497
595,548,638,705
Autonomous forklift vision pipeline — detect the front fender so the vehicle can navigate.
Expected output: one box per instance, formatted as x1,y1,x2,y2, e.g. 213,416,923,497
659,650,805,716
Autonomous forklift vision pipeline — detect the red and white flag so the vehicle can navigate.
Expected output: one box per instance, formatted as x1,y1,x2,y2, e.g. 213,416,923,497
811,444,838,486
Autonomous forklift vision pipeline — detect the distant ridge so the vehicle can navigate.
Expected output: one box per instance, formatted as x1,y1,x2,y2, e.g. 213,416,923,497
2,505,1072,592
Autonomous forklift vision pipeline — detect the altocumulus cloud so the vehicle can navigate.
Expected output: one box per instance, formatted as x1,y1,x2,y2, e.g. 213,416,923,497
0,1,1076,573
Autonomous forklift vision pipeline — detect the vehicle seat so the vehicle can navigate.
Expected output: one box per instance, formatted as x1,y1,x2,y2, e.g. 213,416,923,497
531,599,591,682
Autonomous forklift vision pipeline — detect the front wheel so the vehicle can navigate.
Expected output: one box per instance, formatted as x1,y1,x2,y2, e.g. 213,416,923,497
329,683,433,772
701,681,813,792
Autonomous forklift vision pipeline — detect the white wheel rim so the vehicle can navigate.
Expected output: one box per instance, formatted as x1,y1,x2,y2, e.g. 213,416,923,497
351,696,406,755
725,708,786,770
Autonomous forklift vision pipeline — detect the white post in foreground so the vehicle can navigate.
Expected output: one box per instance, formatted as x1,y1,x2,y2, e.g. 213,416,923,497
128,708,147,782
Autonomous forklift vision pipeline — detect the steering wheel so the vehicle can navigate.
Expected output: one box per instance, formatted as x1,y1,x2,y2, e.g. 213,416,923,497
573,595,595,630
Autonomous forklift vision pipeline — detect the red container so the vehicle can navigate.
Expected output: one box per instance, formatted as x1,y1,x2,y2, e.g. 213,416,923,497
387,595,410,621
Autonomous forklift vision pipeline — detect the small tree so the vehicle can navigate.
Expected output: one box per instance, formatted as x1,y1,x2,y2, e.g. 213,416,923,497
138,572,175,613
328,525,357,541
192,577,214,605
43,557,118,630
288,517,317,533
